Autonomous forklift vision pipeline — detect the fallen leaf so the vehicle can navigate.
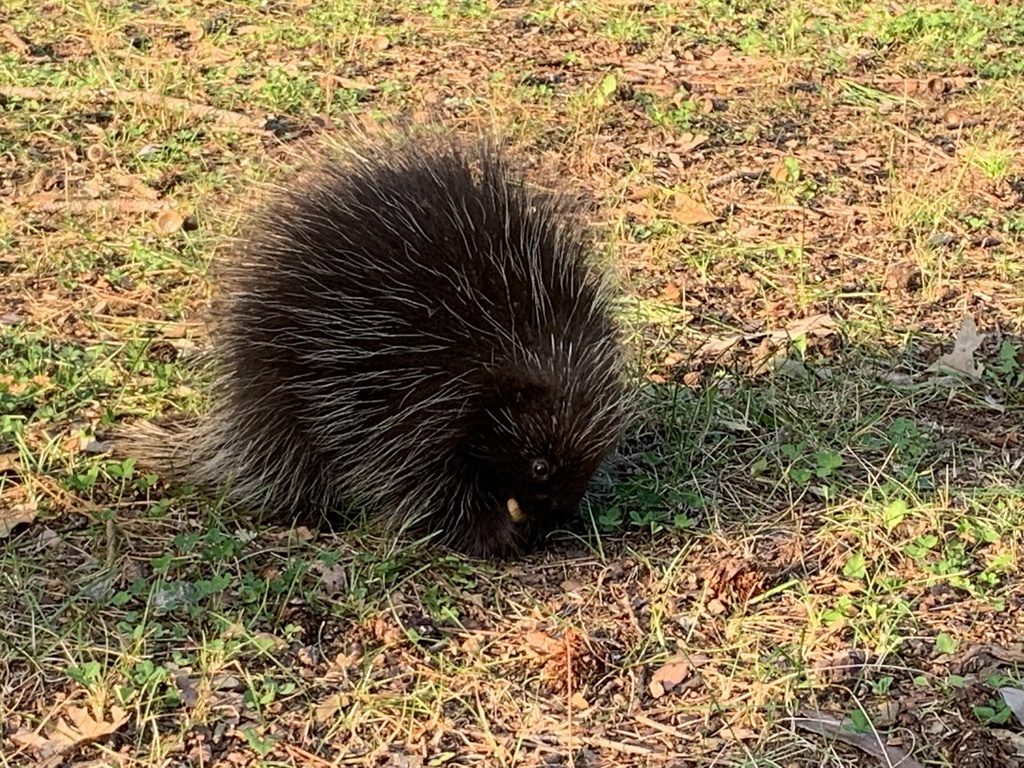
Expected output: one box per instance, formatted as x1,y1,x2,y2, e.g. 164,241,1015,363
671,131,709,156
793,711,924,768
314,693,350,723
174,672,201,707
560,578,583,593
181,17,204,41
770,163,791,183
9,729,50,752
524,629,561,656
156,210,185,234
929,315,985,379
335,77,375,90
80,438,113,454
649,658,695,698
787,313,837,338
16,705,130,759
1,502,37,538
999,687,1024,727
953,643,1024,669
314,562,347,595
288,525,316,544
718,726,758,740
696,313,836,360
773,356,810,379
671,192,716,225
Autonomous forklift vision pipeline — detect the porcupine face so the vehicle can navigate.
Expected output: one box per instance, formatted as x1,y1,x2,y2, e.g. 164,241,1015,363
461,362,626,555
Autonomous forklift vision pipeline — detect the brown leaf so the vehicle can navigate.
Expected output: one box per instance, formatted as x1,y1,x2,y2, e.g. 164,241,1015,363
953,643,1024,669
524,629,561,656
181,18,204,41
1,501,37,538
560,578,583,593
335,77,375,90
570,692,590,710
623,199,655,220
672,132,709,155
314,693,349,723
769,163,792,183
17,705,131,758
662,281,682,303
649,658,697,698
155,210,185,234
289,525,316,543
0,453,20,472
943,110,983,129
671,192,716,225
173,672,201,707
786,313,837,338
690,95,716,113
9,729,50,751
314,562,347,596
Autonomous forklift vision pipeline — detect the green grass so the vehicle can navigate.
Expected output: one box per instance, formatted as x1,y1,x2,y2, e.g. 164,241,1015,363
3,0,1024,765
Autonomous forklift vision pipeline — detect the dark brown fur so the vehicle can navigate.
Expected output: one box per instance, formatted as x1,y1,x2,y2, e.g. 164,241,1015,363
122,131,630,557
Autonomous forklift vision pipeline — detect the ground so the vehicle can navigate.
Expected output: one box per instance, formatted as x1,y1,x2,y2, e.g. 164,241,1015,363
2,1,1024,766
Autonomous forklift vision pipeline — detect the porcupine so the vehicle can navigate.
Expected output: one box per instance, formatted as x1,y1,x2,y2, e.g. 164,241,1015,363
127,130,630,558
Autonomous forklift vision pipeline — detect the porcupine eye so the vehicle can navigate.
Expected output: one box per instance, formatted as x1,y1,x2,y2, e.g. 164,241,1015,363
530,458,551,481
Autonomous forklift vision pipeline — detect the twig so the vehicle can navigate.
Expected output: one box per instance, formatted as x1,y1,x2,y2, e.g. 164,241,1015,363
26,198,174,214
887,122,955,163
566,632,575,768
0,85,266,133
734,202,829,216
0,24,31,55
280,743,337,767
633,713,688,740
706,169,767,189
583,736,654,756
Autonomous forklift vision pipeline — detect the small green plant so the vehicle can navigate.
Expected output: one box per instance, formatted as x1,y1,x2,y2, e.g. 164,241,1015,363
240,727,278,757
647,97,698,133
974,698,1013,726
593,74,618,109
66,661,104,689
935,633,958,655
244,676,296,710
843,551,867,580
871,675,895,695
602,14,652,43
779,442,845,494
846,708,873,734
986,340,1024,391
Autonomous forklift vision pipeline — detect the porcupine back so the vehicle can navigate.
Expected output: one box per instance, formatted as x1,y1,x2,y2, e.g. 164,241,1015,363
135,132,629,557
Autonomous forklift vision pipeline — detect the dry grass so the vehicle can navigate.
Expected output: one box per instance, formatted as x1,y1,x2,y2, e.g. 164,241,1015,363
2,1,1024,766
